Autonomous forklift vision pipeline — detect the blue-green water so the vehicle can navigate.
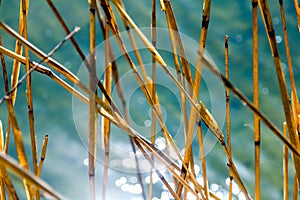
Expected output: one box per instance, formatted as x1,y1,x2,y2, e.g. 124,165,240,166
1,0,300,199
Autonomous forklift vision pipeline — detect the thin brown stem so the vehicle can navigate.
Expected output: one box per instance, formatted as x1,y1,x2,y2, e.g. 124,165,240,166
252,0,260,199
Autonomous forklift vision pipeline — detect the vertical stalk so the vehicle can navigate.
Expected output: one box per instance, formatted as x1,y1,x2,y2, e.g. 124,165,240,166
89,0,97,199
283,123,288,200
279,0,299,121
101,21,112,200
258,0,300,188
293,0,300,31
177,0,211,195
252,0,260,199
36,135,49,200
293,174,299,200
0,121,5,200
0,37,18,200
22,0,35,198
225,35,232,200
197,122,210,199
22,0,38,177
150,0,156,199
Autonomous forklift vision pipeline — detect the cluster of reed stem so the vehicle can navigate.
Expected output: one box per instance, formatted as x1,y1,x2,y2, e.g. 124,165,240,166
0,0,299,199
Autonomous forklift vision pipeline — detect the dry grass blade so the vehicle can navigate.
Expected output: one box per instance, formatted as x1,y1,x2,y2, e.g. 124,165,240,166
252,0,260,199
225,35,233,200
0,152,66,200
258,0,300,188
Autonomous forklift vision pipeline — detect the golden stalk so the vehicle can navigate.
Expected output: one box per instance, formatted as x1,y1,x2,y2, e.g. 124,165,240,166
283,122,288,200
197,122,210,199
101,24,112,200
0,35,11,155
258,0,300,187
293,0,300,31
0,152,66,200
38,135,49,176
279,0,299,122
5,97,29,170
293,174,299,200
35,134,49,200
10,0,25,105
161,0,193,88
164,0,211,194
0,42,18,200
252,0,260,199
88,0,97,199
225,35,233,200
99,3,147,197
21,0,34,198
22,0,38,179
117,0,149,80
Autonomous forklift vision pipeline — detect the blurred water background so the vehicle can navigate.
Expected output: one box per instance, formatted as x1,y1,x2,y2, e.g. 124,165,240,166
1,0,300,199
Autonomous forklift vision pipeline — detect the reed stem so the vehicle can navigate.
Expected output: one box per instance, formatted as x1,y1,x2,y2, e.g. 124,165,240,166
252,0,260,199
258,0,300,188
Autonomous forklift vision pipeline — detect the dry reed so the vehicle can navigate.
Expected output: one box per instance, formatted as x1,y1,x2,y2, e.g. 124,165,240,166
0,0,300,199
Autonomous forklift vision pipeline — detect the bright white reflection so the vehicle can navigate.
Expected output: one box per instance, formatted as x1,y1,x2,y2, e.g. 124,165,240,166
276,35,282,43
238,192,247,200
211,183,219,192
161,191,170,200
145,173,159,184
122,158,136,168
83,158,88,166
144,119,151,127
